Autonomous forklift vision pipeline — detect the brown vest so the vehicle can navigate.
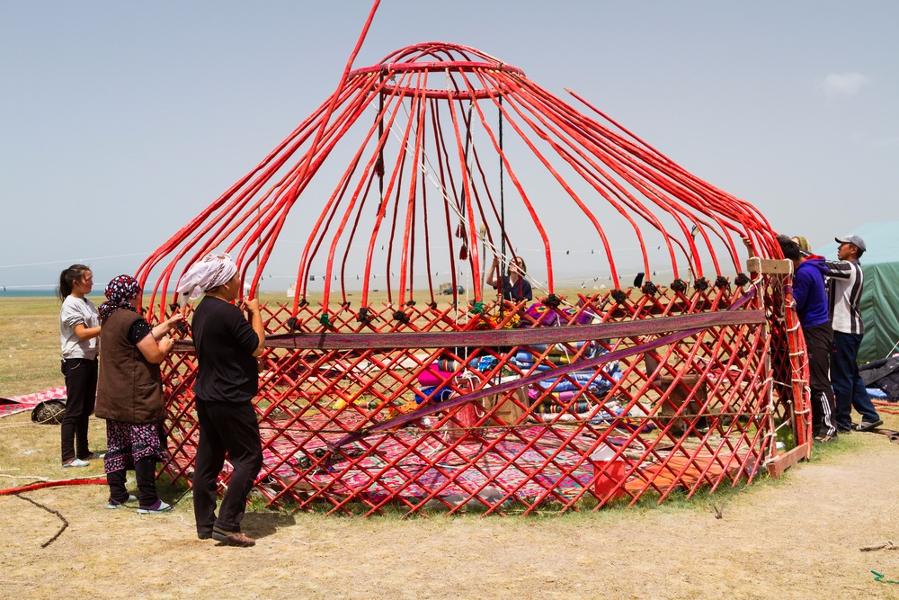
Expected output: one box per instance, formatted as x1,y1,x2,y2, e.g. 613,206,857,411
95,309,164,424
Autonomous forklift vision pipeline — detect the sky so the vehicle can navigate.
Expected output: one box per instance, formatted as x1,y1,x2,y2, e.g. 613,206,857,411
1,0,897,291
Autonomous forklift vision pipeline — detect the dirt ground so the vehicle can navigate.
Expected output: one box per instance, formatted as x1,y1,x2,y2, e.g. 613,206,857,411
3,297,899,598
1,411,899,599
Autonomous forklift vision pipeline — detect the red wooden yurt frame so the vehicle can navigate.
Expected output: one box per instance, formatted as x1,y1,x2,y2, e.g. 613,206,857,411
136,3,810,515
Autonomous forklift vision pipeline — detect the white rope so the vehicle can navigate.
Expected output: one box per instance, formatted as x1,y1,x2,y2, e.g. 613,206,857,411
0,251,150,270
391,88,552,298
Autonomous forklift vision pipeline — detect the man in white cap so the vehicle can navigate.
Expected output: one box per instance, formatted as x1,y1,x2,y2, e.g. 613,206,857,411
827,235,882,432
177,254,265,547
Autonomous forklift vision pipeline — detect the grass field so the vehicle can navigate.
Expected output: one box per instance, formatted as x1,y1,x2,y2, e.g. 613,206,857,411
2,296,899,599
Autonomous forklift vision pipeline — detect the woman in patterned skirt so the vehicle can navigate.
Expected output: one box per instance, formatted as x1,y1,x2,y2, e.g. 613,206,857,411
94,275,182,513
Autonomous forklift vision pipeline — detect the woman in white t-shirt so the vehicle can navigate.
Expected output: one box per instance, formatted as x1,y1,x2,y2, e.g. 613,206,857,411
58,264,101,467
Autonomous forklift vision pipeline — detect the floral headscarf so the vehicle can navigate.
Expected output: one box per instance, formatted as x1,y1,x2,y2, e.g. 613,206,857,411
98,275,142,323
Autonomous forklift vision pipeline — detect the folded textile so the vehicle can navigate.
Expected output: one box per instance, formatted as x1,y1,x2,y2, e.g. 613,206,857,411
514,351,575,365
414,386,453,405
536,371,606,389
418,365,455,387
867,387,888,399
524,303,594,327
510,359,552,371
469,356,498,372
528,388,583,402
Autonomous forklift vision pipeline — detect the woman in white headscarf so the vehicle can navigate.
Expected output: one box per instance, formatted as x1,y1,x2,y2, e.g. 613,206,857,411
177,254,265,547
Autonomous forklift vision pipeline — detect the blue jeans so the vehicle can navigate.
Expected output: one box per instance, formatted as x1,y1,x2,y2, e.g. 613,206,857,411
831,331,880,428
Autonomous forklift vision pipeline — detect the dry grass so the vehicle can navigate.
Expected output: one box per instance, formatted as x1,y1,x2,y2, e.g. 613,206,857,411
0,296,81,396
2,296,899,599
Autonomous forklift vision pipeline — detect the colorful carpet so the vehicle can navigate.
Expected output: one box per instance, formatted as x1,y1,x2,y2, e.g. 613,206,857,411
0,386,66,418
247,417,747,506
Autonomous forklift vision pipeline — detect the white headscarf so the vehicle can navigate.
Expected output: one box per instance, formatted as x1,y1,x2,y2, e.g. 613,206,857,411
176,253,238,300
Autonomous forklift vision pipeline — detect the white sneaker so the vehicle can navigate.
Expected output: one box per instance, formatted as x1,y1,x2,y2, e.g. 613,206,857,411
137,500,172,514
105,494,138,509
63,458,90,468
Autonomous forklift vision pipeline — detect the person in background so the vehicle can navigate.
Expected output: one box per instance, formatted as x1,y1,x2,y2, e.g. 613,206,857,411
95,275,183,513
487,255,533,302
777,236,838,442
827,235,882,432
58,264,101,467
791,235,811,254
178,254,265,547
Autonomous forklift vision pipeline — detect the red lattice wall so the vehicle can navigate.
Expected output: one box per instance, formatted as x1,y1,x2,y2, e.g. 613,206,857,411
157,273,808,515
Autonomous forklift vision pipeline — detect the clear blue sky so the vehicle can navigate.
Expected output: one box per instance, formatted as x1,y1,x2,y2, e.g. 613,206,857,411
2,0,897,289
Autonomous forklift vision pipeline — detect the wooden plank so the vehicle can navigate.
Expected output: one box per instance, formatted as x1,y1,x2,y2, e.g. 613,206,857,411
765,442,811,478
747,257,793,276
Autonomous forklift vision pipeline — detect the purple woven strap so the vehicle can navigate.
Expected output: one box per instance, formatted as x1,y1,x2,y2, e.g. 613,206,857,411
329,290,760,450
174,308,764,353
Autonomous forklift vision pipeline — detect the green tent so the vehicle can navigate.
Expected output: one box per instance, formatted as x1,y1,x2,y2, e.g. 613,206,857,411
816,220,899,363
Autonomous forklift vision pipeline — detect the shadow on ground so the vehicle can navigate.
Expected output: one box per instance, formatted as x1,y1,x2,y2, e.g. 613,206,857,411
240,511,297,539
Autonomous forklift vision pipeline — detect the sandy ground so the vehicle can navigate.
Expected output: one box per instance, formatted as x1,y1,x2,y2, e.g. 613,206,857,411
2,409,899,600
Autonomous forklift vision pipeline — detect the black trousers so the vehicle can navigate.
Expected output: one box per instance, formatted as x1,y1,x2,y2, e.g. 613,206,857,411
61,358,97,463
107,457,158,507
804,323,837,436
193,400,262,536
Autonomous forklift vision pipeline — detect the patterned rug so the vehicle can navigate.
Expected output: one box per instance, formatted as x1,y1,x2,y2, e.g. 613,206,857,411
0,386,66,418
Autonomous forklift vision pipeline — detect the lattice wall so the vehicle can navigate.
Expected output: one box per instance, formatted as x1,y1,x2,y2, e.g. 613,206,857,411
159,275,807,515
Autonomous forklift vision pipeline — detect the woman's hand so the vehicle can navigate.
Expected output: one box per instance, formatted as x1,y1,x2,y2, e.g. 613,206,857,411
241,298,266,357
166,313,184,327
152,312,185,340
241,298,261,314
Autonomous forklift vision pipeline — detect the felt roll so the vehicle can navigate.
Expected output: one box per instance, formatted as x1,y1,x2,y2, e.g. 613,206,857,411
436,359,459,372
535,400,592,414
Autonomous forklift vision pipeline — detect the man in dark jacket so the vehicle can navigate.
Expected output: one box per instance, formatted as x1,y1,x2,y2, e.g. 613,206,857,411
778,235,838,441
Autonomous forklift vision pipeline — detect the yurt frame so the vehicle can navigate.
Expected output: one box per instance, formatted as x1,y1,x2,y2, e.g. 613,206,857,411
136,1,810,516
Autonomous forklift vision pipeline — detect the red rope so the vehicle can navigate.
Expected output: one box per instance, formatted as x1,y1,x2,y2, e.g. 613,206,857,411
0,477,107,496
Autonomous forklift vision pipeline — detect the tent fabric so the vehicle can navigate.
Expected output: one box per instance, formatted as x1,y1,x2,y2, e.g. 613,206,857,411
859,262,899,363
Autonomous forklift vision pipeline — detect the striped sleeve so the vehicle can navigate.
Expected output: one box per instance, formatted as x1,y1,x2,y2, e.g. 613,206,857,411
824,260,854,279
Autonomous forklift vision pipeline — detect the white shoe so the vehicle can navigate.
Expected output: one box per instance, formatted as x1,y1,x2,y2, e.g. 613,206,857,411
137,500,172,514
63,458,90,468
105,494,138,509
